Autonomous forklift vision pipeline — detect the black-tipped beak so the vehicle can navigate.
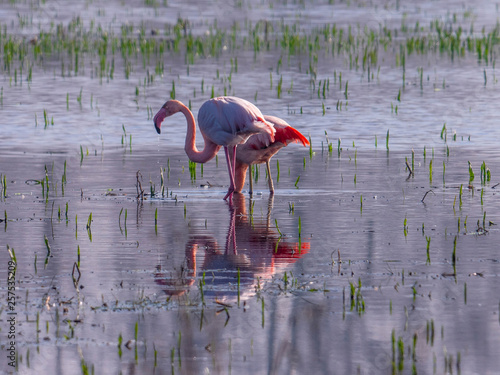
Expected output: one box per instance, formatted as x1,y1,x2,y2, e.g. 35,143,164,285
153,107,167,135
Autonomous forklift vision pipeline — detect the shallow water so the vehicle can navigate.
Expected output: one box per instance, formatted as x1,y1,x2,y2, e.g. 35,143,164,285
1,1,500,374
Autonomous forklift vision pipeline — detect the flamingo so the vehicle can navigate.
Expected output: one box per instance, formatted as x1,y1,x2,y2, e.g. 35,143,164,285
153,96,275,200
234,115,310,194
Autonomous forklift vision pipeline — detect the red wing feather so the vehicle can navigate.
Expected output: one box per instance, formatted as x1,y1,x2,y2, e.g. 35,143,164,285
274,125,310,146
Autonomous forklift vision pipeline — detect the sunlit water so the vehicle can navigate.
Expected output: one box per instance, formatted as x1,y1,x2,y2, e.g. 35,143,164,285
1,1,500,374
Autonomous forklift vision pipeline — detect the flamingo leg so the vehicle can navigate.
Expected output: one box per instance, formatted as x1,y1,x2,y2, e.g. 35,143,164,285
232,145,237,180
225,204,237,254
266,161,274,194
223,145,237,200
266,194,274,227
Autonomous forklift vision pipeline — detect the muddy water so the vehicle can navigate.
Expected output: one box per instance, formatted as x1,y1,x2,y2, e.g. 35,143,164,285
1,0,500,374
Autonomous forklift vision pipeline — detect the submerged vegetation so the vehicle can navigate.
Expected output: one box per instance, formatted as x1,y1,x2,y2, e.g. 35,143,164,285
2,5,500,96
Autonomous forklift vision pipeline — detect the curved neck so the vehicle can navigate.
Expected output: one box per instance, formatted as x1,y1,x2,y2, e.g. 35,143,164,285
180,104,220,163
234,161,248,194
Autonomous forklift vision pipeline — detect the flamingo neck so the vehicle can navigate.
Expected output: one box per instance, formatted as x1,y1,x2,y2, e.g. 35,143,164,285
180,104,220,163
234,161,248,193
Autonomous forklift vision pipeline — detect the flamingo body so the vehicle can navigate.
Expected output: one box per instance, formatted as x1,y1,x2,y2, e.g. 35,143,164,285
153,96,275,200
234,115,309,194
198,97,275,146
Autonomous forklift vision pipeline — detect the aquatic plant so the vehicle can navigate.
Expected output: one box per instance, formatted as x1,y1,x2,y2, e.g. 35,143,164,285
480,161,491,184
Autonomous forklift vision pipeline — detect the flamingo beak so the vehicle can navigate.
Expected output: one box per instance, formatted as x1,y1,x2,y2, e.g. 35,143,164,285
153,107,167,134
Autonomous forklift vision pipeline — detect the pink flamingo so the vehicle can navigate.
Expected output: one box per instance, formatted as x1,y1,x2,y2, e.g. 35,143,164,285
153,96,275,200
234,115,310,194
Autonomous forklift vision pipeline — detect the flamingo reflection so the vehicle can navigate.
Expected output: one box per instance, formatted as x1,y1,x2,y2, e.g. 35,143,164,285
154,194,310,300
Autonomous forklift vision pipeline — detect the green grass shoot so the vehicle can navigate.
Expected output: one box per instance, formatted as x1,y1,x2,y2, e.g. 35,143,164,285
429,159,433,183
2,174,6,199
7,245,16,263
86,213,92,229
44,235,51,255
199,279,205,306
452,236,457,267
481,161,491,184
275,219,282,237
134,321,138,342
468,161,475,182
261,297,265,328
440,123,447,140
426,236,431,264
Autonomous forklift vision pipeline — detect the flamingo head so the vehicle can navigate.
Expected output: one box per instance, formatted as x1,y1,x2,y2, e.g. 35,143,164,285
153,100,183,134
